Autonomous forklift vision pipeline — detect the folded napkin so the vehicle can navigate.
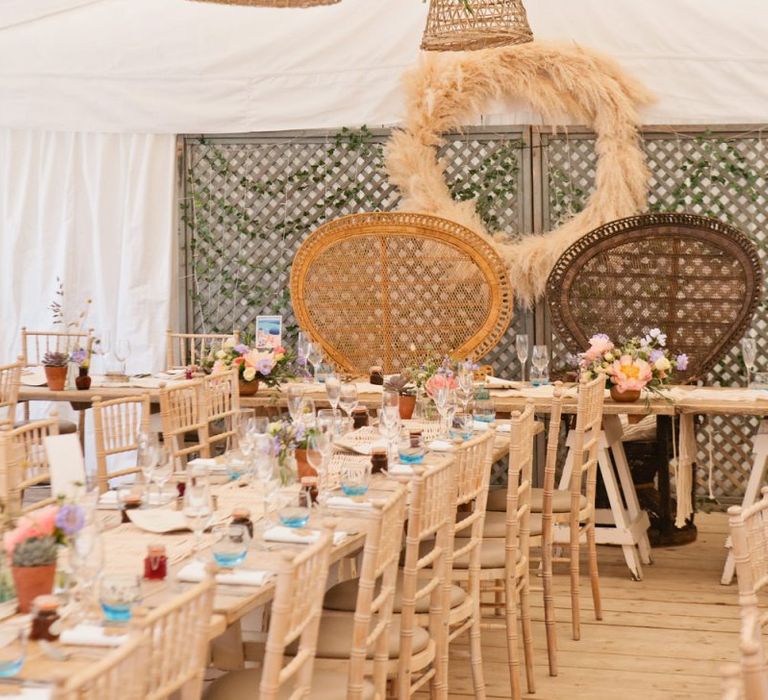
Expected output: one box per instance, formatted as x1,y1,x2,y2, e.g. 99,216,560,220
2,686,54,700
387,463,414,476
333,437,387,456
20,367,47,386
485,376,519,389
263,526,348,545
99,490,170,508
427,440,454,452
473,421,511,433
325,496,374,511
187,457,228,473
129,377,163,389
61,624,128,647
177,560,272,586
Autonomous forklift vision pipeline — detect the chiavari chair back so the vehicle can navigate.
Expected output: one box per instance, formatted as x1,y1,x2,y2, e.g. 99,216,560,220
165,331,240,370
0,416,59,522
57,632,147,700
92,394,151,493
159,379,210,467
719,608,768,700
140,576,215,700
20,327,94,367
0,358,22,428
205,527,336,700
202,369,241,453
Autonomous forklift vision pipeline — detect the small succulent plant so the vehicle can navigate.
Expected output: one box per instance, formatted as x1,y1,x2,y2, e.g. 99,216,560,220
42,351,69,368
11,536,57,567
384,373,415,396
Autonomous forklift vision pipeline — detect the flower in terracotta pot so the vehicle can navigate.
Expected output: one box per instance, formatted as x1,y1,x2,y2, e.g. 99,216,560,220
4,504,85,612
42,351,69,391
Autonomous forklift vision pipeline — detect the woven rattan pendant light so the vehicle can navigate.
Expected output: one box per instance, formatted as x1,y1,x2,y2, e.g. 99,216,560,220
421,0,533,51
191,0,339,7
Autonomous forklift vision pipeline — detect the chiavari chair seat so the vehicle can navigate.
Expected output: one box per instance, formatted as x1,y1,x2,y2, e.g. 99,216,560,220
479,510,543,539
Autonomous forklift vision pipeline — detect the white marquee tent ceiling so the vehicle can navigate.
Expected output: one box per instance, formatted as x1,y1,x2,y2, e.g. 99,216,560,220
0,0,767,133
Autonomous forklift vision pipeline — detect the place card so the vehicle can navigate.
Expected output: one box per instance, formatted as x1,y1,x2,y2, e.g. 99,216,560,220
177,561,272,586
325,496,374,512
44,434,86,499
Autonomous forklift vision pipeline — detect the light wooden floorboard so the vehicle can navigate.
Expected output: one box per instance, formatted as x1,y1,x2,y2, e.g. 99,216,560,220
442,511,739,699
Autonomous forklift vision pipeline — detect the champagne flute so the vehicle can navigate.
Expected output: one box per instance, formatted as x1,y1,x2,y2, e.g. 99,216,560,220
150,446,173,503
137,431,159,499
325,374,341,416
299,397,316,427
456,366,475,413
307,343,323,382
297,332,310,367
433,386,455,438
286,386,304,423
516,334,529,384
532,345,549,385
378,405,401,465
742,337,758,387
339,383,358,418
68,524,105,622
183,470,213,562
306,430,332,506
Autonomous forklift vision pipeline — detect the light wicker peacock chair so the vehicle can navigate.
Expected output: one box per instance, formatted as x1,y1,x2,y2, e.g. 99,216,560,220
290,212,513,375
546,212,763,545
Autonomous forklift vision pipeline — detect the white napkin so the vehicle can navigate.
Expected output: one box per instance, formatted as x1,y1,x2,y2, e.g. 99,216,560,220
485,376,519,389
427,440,454,452
354,382,384,394
325,496,374,511
177,560,272,586
2,687,54,700
129,377,163,389
333,437,387,455
263,526,348,545
98,490,170,508
154,370,187,380
20,367,47,386
664,387,768,402
61,624,128,647
473,421,510,433
187,457,228,473
387,463,414,476
127,509,189,533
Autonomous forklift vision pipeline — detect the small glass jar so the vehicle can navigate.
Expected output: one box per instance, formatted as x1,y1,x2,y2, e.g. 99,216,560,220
231,508,254,538
143,545,168,581
370,448,388,474
398,432,426,464
369,366,384,385
352,407,369,429
30,595,60,641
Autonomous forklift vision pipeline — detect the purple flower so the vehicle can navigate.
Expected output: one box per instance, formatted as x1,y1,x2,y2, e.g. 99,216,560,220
675,354,689,371
294,423,305,444
55,504,85,536
255,357,274,375
649,349,664,363
234,344,249,355
70,348,87,365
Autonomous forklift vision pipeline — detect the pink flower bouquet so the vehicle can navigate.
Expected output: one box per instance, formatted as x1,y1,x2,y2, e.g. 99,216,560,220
202,339,294,389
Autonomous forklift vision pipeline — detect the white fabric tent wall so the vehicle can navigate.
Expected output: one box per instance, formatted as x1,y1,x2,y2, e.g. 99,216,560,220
0,130,176,368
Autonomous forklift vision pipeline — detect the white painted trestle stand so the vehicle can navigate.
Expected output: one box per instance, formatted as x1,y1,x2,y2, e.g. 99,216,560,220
558,415,652,581
721,419,768,585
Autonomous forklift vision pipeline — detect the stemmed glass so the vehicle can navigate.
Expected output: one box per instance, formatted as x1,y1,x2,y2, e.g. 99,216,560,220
149,446,173,504
253,437,277,525
298,397,316,427
378,405,401,465
516,334,529,384
68,523,105,622
297,332,311,381
183,469,214,562
137,432,159,500
113,339,131,375
433,386,455,439
306,430,333,507
742,337,758,387
325,374,341,416
286,386,304,423
532,345,549,385
307,343,323,382
339,383,358,419
456,365,475,413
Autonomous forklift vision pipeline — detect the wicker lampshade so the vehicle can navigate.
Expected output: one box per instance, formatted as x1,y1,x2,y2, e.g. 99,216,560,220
421,0,533,51
191,0,339,6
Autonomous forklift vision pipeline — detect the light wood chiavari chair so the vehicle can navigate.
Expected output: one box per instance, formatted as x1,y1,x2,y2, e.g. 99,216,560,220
57,631,147,700
0,415,59,522
166,331,240,370
159,379,210,468
303,486,409,699
203,369,241,454
20,327,94,367
719,608,768,700
473,401,537,699
92,394,151,493
0,357,22,428
139,575,215,700
205,526,344,700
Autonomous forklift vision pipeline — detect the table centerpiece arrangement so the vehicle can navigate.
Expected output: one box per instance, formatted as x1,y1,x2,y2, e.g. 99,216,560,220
578,329,689,402
203,338,295,395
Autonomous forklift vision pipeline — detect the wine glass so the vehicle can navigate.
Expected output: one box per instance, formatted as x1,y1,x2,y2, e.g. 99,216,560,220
516,334,529,383
183,470,214,562
325,374,341,415
297,331,310,364
68,523,105,622
149,446,173,504
742,337,758,387
316,409,337,435
339,383,358,418
113,339,131,375
456,366,475,413
137,432,159,498
307,343,323,382
378,404,401,465
382,390,399,410
286,386,304,423
306,430,332,506
532,345,549,385
298,397,316,427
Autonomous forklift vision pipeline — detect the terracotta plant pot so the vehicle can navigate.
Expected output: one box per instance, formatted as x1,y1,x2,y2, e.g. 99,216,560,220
399,394,416,419
238,380,260,396
44,366,67,391
12,564,56,613
294,448,316,480
75,367,91,391
610,385,641,403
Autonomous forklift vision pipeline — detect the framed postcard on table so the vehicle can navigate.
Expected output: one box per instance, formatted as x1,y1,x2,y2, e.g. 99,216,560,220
255,315,283,349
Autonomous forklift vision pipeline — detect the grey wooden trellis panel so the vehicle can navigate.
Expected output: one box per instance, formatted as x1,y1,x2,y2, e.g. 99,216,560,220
538,125,768,501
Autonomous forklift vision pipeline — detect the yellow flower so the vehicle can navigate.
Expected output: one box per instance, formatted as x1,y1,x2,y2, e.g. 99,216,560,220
654,357,671,372
243,367,256,382
216,350,226,359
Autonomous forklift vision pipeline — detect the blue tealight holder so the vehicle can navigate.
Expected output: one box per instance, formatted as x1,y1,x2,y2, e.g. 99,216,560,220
100,602,133,622
341,483,369,497
213,549,247,568
398,450,425,464
278,507,311,528
0,657,23,678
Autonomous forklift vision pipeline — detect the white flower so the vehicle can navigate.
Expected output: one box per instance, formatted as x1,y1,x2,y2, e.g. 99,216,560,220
224,336,236,348
657,333,667,347
216,350,226,359
648,328,661,338
604,352,614,362
654,357,671,372
243,367,256,382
